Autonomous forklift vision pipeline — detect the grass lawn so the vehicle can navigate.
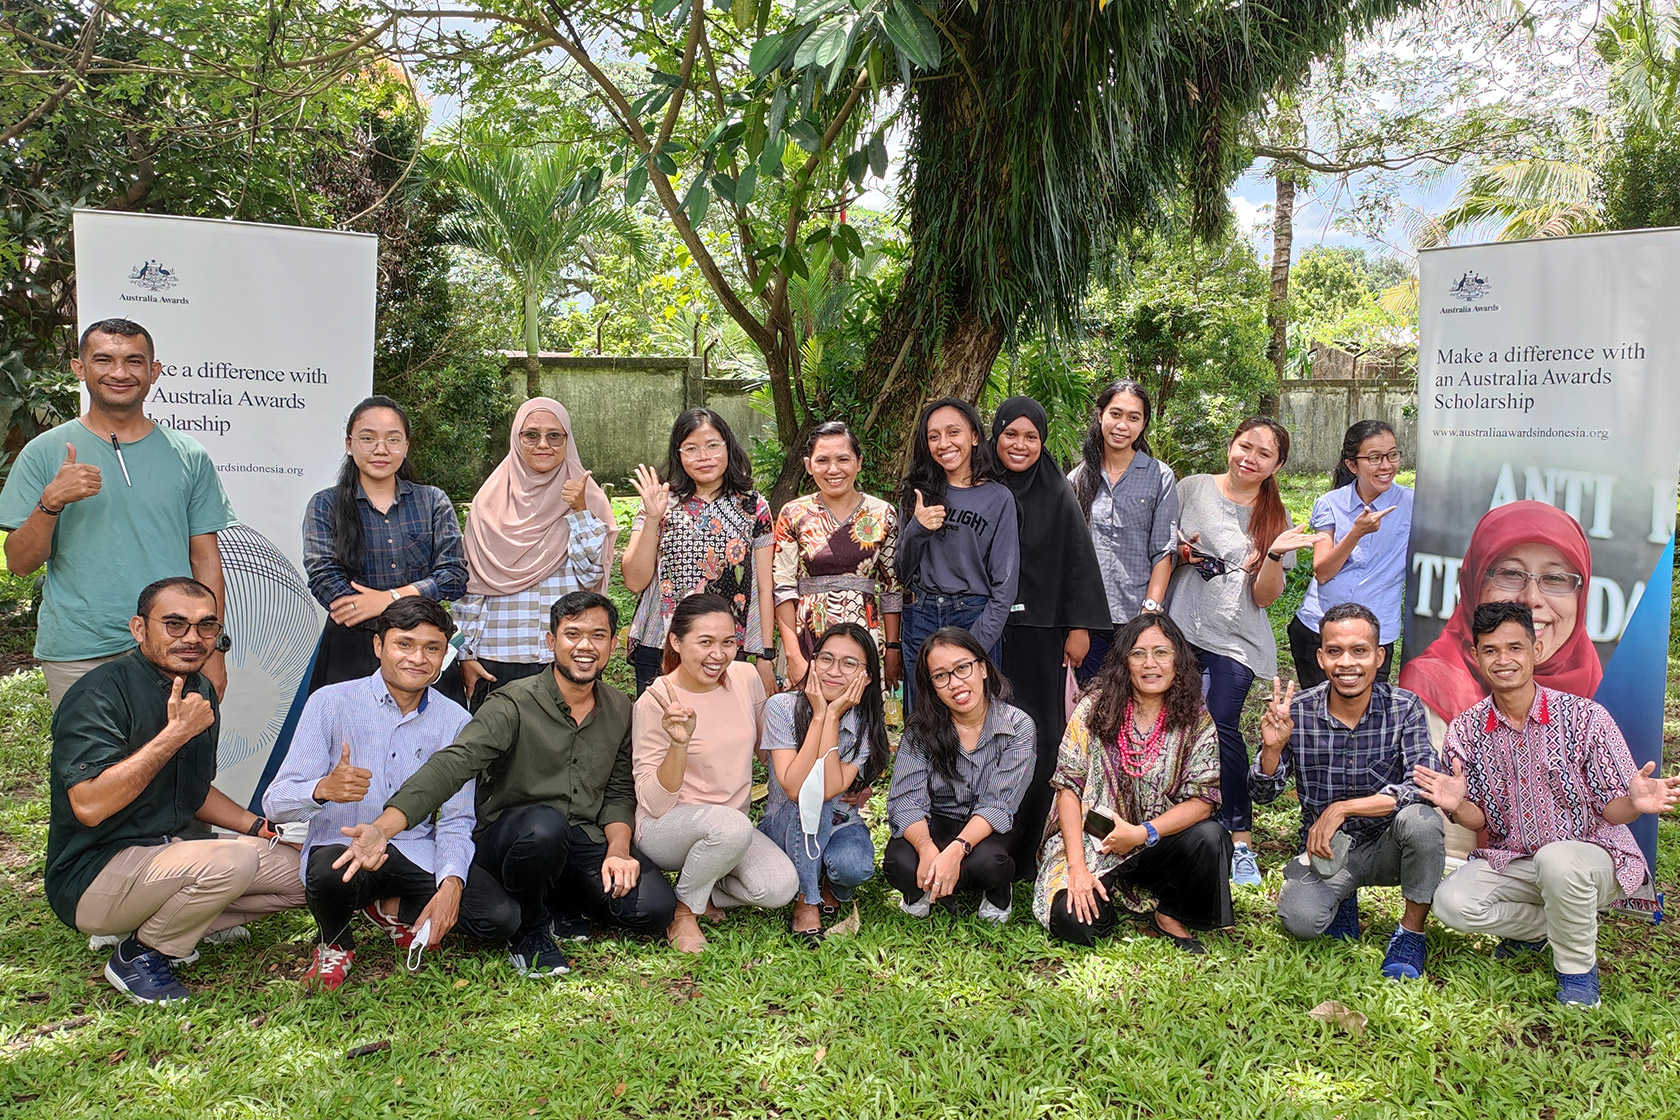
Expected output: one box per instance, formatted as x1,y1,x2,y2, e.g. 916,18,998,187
3,483,1679,1119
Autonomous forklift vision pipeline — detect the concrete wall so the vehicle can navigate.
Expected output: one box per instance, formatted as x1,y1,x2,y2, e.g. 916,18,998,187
1278,377,1416,475
507,355,771,486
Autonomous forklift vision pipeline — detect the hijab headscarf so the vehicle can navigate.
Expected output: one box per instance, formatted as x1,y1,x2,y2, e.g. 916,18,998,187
989,397,1111,631
1398,499,1602,721
464,398,618,596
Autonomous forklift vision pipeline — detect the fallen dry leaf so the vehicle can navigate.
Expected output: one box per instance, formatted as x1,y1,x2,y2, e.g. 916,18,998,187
613,1082,627,1098
814,1046,827,1065
824,903,861,939
453,978,469,990
1307,1000,1368,1037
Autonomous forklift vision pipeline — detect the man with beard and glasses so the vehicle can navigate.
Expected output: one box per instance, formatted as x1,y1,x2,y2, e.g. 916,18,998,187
1250,601,1445,981
0,320,236,707
331,591,676,979
46,577,305,1004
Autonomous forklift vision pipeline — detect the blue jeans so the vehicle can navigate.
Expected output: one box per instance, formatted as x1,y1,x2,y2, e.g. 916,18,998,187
902,592,998,715
1194,645,1257,834
759,799,876,906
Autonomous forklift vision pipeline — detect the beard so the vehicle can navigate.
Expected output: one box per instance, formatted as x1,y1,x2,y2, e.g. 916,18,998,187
554,655,603,685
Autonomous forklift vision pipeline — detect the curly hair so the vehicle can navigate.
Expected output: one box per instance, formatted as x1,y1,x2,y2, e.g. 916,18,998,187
1083,612,1204,747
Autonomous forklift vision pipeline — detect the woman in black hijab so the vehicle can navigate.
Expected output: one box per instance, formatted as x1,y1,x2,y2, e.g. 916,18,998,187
991,397,1112,879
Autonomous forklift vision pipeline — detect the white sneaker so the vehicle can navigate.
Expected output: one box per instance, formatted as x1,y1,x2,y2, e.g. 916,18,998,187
89,932,198,966
977,897,1013,925
200,924,250,945
898,894,932,918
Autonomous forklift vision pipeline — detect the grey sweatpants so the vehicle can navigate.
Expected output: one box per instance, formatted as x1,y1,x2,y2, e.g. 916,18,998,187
1277,802,1446,939
636,803,797,916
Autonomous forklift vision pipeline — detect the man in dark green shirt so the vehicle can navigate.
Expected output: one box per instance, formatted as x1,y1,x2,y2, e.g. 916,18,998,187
333,591,676,978
47,577,304,1004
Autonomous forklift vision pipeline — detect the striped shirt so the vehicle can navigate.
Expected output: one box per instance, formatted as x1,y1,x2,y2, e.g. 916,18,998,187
263,671,476,887
301,478,468,608
886,702,1036,836
452,511,608,663
1069,454,1179,625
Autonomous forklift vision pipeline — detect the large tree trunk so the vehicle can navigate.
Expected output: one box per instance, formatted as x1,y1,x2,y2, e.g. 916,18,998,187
1262,168,1296,414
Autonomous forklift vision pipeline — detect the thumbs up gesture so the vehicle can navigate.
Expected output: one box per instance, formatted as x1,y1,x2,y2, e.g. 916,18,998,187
40,442,102,511
912,488,946,531
561,469,593,512
313,741,373,803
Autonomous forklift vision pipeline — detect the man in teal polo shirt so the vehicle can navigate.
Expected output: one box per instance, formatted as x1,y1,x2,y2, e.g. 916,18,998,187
47,577,304,1004
0,318,235,706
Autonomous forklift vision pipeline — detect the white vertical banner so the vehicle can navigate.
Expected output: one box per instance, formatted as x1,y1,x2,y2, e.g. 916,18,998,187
73,211,376,808
1404,227,1680,882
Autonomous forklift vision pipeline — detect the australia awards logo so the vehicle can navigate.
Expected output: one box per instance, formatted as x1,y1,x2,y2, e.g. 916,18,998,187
128,259,179,292
1448,270,1491,302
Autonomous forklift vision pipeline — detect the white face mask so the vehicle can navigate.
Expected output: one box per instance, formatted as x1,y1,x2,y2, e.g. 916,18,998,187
798,748,836,860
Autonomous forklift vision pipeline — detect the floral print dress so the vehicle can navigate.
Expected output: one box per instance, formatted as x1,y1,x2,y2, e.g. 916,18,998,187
771,492,902,661
627,490,774,655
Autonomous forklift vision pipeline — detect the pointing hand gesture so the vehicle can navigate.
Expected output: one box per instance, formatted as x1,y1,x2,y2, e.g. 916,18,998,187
1413,755,1469,815
41,442,102,510
655,684,698,747
1351,504,1396,538
314,741,373,803
912,488,946,531
633,464,672,525
1259,676,1295,752
561,470,593,513
1624,761,1680,816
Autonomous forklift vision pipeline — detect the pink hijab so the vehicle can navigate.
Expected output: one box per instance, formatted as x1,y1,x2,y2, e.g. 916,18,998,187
464,398,617,596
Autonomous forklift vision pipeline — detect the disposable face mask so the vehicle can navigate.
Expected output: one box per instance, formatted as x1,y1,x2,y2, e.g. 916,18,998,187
406,919,433,973
798,749,837,860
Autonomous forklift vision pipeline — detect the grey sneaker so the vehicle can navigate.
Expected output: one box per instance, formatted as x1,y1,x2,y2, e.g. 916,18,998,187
897,894,932,918
976,897,1013,925
1230,842,1262,886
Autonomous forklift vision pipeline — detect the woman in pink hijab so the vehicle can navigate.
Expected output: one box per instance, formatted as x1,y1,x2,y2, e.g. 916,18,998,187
455,398,619,708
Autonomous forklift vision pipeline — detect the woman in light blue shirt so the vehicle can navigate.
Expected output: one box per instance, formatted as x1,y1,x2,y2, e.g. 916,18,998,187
1289,420,1413,687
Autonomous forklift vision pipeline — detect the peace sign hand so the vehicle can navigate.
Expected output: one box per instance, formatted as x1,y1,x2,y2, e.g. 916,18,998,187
1259,676,1295,752
633,464,671,524
655,684,698,747
912,488,945,531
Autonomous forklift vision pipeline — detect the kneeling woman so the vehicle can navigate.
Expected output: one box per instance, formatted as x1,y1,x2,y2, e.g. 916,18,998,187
885,628,1035,923
633,594,797,952
1032,613,1233,952
759,623,888,945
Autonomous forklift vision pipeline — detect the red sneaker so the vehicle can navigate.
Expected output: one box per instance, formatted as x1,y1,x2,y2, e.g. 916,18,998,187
362,903,415,947
303,944,355,991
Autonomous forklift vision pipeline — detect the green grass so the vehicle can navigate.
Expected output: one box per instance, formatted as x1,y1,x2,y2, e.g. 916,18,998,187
5,484,1680,1118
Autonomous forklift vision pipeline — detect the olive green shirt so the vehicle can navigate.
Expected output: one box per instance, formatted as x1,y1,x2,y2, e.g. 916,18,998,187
46,651,219,927
385,668,635,843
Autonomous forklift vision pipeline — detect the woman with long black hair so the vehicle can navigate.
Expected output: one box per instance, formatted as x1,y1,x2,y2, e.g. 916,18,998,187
895,397,1018,714
301,395,467,699
1067,380,1180,685
622,408,775,696
757,622,889,945
884,627,1035,923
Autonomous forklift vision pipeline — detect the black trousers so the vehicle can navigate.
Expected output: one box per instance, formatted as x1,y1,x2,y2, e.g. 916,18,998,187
305,843,510,949
883,814,1016,909
468,658,550,713
1288,615,1394,690
460,803,677,940
999,624,1069,881
1045,818,1235,947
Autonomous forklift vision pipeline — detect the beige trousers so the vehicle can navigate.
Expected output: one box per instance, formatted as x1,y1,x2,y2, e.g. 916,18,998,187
74,836,305,958
42,652,131,709
1432,840,1621,974
636,803,798,916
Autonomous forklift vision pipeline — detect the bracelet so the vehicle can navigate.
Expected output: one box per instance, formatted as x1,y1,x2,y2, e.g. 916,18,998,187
37,499,62,517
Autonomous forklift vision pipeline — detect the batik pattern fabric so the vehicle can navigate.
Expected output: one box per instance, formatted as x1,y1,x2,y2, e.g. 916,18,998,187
1444,685,1652,905
771,493,902,661
1032,696,1220,923
627,491,773,655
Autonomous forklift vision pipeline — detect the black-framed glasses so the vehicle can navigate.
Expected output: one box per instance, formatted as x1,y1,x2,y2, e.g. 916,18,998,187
1484,566,1583,597
929,658,980,689
149,615,224,639
1355,449,1402,466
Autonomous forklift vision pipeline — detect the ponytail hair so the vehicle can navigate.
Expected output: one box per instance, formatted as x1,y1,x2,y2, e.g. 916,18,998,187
1074,380,1154,521
1331,419,1396,490
1228,416,1291,572
660,592,738,677
333,396,417,574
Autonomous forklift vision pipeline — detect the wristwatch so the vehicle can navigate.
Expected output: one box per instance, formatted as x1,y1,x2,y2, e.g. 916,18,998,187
1140,598,1162,613
389,588,402,601
956,837,973,855
884,641,902,650
1266,549,1285,562
1142,822,1160,847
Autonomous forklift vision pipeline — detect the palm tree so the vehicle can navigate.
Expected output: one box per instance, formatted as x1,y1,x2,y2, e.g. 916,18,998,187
427,119,650,397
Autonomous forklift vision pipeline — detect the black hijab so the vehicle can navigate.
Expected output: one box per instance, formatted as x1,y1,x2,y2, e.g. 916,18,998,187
990,397,1112,631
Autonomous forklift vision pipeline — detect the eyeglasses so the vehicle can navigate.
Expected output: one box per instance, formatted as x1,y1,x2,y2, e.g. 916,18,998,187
1354,449,1402,466
679,440,727,461
353,434,407,450
1126,646,1176,665
1484,566,1583,597
929,658,980,689
813,652,864,673
519,429,568,447
149,615,224,639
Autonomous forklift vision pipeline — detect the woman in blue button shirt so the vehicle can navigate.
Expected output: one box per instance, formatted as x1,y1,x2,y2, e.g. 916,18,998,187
1289,421,1413,688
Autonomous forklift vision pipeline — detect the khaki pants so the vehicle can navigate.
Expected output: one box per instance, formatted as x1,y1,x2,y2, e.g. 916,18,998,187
42,652,131,709
74,836,305,959
1432,840,1621,974
636,803,798,917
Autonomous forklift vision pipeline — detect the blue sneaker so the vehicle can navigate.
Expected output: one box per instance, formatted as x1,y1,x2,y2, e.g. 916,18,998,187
1493,936,1549,960
1325,891,1362,941
1380,926,1427,980
1230,843,1262,887
104,935,190,1004
1555,967,1601,1007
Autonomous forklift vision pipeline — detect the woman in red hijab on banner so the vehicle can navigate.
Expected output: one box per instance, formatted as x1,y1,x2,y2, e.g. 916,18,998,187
1400,500,1603,729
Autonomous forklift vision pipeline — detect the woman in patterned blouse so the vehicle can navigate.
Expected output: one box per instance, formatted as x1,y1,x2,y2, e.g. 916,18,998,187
1032,612,1232,953
772,421,902,690
622,409,776,696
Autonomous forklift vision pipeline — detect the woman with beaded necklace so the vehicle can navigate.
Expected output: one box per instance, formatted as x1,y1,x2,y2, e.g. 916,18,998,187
1032,612,1232,952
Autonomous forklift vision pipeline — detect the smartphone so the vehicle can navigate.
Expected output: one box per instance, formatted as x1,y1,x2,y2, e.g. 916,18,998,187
1083,809,1114,838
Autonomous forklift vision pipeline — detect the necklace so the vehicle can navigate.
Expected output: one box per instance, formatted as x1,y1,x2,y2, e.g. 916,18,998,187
1117,700,1168,777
